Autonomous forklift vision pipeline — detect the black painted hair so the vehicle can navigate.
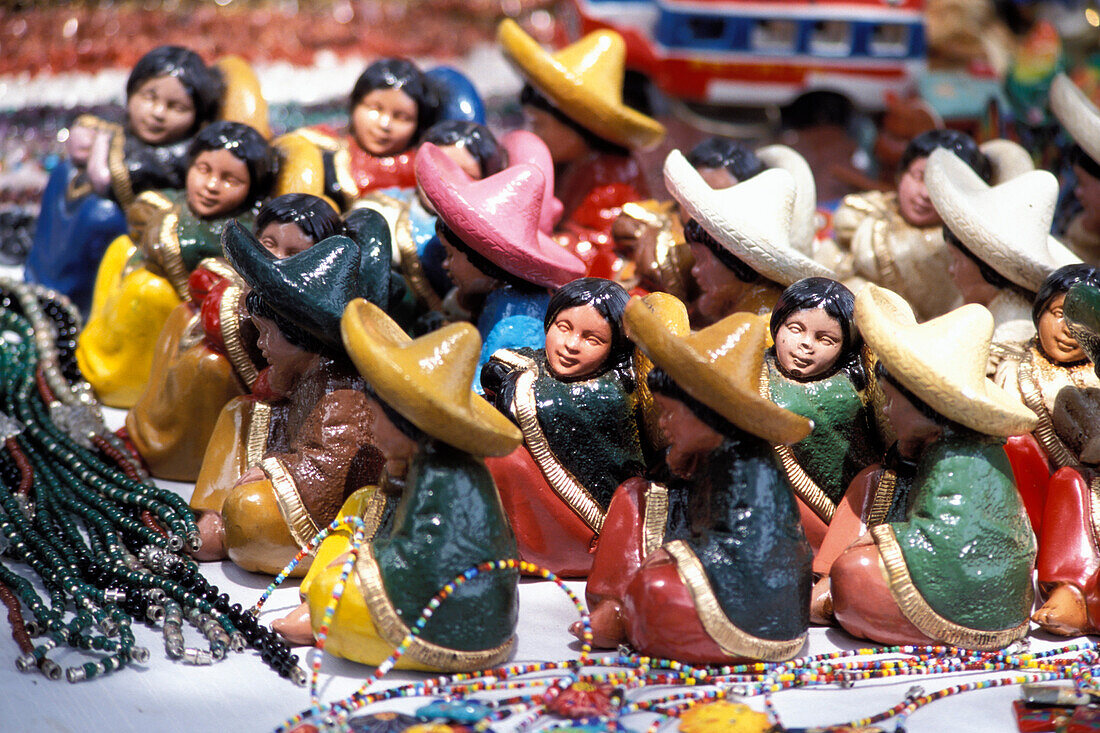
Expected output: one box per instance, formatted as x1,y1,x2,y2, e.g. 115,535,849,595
1032,263,1100,327
349,58,440,146
436,220,542,292
769,277,866,389
683,218,761,284
1071,144,1100,182
686,137,767,183
422,120,505,178
126,46,222,135
520,83,629,156
188,121,277,207
545,277,633,386
647,366,741,438
943,227,1034,300
899,129,992,183
254,193,343,244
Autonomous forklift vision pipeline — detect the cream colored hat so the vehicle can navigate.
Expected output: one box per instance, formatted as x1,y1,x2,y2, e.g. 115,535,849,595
755,144,817,256
979,139,1034,184
855,284,1038,437
925,147,1080,293
1051,73,1100,165
664,149,834,287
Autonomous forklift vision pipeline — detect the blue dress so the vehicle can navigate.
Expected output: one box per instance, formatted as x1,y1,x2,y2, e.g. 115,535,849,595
475,286,550,392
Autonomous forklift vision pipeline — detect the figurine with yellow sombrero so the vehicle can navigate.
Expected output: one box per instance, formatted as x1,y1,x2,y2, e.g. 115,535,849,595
663,147,835,328
189,210,405,575
1051,73,1100,264
813,285,1037,650
271,299,522,672
497,19,664,276
416,142,585,385
574,293,813,663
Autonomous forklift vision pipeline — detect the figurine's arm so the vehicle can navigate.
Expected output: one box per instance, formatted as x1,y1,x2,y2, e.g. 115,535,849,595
86,128,114,196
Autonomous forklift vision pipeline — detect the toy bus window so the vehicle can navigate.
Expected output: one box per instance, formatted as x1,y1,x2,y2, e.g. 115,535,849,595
750,19,796,53
687,17,726,43
809,20,850,56
869,23,909,57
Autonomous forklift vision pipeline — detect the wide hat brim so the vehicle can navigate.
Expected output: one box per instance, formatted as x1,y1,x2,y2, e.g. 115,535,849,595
664,149,834,286
341,299,522,457
1051,73,1100,166
417,143,584,289
855,285,1037,437
498,19,665,151
624,296,812,446
755,144,817,255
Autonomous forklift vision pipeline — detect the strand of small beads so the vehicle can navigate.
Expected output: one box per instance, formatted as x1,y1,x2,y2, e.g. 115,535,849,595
0,278,302,684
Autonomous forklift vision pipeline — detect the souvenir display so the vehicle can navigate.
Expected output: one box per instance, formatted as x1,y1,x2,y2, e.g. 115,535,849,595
481,278,646,577
1051,73,1100,265
580,294,814,663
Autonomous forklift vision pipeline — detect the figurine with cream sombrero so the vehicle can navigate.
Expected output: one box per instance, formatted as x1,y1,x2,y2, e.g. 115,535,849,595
272,299,522,672
189,209,404,575
663,148,835,328
575,293,813,663
415,141,586,386
1051,74,1100,265
812,285,1037,650
497,19,664,278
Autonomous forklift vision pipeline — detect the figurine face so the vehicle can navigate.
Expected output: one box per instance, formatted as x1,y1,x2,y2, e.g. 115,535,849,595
774,307,844,379
126,75,196,146
351,87,419,157
440,229,498,300
545,305,613,380
696,166,739,190
252,313,316,395
896,156,941,228
653,393,724,478
186,149,251,219
258,222,315,260
881,378,941,458
525,104,588,165
363,394,418,477
1038,293,1087,364
946,240,999,306
688,239,749,326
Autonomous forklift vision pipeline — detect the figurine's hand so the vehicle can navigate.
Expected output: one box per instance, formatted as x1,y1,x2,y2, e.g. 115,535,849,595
66,122,97,166
86,129,113,195
1052,386,1100,465
234,465,266,487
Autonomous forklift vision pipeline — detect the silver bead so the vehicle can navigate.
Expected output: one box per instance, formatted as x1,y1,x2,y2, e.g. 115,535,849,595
104,588,126,604
182,648,214,665
130,646,150,664
146,605,165,623
39,659,61,681
228,633,246,653
15,654,35,672
65,666,88,683
290,666,308,687
165,534,184,552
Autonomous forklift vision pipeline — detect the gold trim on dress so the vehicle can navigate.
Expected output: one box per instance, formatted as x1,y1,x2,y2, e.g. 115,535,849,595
355,545,517,670
196,257,242,286
262,456,321,550
1018,346,1082,470
869,214,905,295
359,489,389,541
665,540,806,661
642,483,668,558
865,469,898,527
158,211,191,300
220,285,260,389
871,525,1031,650
333,146,358,204
395,203,444,312
107,125,134,208
246,400,271,467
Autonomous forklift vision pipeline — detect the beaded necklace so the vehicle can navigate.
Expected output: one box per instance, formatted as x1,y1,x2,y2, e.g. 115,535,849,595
0,278,303,684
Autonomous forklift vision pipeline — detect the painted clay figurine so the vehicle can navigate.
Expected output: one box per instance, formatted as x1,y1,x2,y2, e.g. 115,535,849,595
125,193,344,482
415,143,585,385
663,148,833,328
76,121,275,408
579,294,814,663
1051,74,1100,264
190,209,402,575
274,299,522,672
480,277,646,578
762,277,881,552
815,285,1037,650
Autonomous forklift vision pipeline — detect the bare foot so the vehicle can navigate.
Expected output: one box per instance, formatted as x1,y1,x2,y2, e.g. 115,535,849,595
570,599,625,649
810,576,834,626
1032,583,1092,636
190,510,227,562
272,602,316,646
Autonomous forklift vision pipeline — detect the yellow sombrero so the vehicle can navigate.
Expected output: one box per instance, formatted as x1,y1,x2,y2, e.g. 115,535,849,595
340,299,522,457
498,18,666,151
855,284,1038,438
624,296,812,446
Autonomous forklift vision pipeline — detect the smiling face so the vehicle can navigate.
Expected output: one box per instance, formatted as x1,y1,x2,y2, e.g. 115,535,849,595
545,304,613,380
351,87,419,157
186,149,251,219
774,307,844,380
1038,293,1087,364
251,313,316,395
896,156,941,228
257,222,315,260
126,74,196,146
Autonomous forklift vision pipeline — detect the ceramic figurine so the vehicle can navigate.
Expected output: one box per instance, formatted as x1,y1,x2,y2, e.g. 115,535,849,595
415,143,585,385
611,199,692,300
75,121,276,408
579,294,814,663
479,277,646,578
125,194,347,482
1051,74,1100,264
273,299,522,672
762,277,881,552
925,146,1081,372
190,208,404,575
814,285,1037,650
663,148,833,328
497,19,665,276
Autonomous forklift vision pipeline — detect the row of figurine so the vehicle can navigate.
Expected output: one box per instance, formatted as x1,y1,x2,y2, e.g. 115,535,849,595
19,20,1100,669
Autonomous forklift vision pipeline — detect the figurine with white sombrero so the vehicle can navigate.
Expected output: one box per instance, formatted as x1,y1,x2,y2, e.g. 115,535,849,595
663,148,834,327
1051,73,1100,265
814,285,1037,649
